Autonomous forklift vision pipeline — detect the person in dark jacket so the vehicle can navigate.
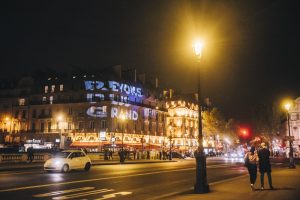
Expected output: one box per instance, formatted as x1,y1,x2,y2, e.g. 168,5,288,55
245,146,259,191
258,143,274,190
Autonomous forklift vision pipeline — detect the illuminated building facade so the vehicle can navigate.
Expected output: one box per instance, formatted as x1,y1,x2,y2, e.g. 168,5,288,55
0,67,219,154
0,67,169,151
165,100,199,153
286,97,300,155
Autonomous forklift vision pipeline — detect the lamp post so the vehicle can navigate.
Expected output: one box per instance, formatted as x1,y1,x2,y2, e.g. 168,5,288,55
284,103,296,168
193,40,210,193
168,126,173,160
120,114,126,163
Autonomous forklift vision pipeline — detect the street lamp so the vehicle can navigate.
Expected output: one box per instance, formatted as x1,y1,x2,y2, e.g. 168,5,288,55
284,102,296,168
168,126,173,160
120,114,126,151
193,40,210,193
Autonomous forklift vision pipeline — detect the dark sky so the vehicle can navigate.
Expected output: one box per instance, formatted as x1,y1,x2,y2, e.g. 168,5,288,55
1,0,300,121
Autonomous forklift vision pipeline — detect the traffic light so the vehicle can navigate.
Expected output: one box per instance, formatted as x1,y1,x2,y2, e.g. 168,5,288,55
239,127,251,141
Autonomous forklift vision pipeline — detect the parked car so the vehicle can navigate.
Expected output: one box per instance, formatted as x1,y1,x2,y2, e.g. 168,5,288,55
44,150,92,173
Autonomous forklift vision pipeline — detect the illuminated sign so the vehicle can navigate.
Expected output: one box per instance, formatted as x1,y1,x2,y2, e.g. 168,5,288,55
26,139,41,144
108,81,142,97
111,107,138,121
86,106,107,117
84,80,143,97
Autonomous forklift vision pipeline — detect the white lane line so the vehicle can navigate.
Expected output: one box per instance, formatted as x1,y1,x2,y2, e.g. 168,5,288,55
0,164,234,193
0,168,193,192
52,189,113,200
0,171,38,176
95,191,132,200
33,187,95,197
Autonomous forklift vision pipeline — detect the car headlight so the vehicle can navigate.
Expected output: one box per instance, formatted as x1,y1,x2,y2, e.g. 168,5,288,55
54,160,61,167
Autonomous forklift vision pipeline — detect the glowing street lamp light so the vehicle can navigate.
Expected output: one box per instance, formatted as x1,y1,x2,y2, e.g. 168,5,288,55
193,40,204,59
283,101,296,168
193,40,209,193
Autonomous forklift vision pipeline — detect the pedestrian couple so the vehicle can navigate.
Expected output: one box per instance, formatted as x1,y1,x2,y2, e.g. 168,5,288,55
244,143,274,191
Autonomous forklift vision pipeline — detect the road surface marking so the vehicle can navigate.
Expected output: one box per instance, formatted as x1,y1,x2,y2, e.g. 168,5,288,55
0,164,234,193
33,187,95,197
0,171,38,176
52,189,113,200
95,191,132,200
0,168,194,192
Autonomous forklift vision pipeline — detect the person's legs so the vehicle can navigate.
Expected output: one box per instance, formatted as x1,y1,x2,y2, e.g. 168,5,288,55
248,168,253,184
253,166,257,184
260,172,265,189
267,171,273,189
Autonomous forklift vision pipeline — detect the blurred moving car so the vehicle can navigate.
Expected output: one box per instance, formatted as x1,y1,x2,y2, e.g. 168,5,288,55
44,150,92,173
224,151,244,158
171,152,185,159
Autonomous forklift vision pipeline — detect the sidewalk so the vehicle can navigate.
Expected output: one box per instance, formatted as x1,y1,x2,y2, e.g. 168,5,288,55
0,159,177,171
166,165,300,200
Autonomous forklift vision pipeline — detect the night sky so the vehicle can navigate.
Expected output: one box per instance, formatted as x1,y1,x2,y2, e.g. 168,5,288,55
1,0,300,122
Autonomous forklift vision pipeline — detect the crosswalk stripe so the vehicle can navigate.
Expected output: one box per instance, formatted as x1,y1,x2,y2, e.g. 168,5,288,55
95,192,132,200
33,187,95,197
52,189,113,200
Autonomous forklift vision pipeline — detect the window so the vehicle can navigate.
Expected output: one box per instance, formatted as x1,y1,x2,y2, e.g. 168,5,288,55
79,121,84,130
42,96,47,103
48,122,51,132
45,86,48,93
19,98,25,106
22,110,27,119
41,109,45,116
60,84,64,91
48,109,52,117
95,93,105,101
90,121,95,129
40,122,44,132
31,122,35,131
109,94,114,101
68,122,72,130
50,96,53,104
68,107,72,115
101,120,106,129
32,109,36,118
87,93,93,102
14,110,19,118
51,85,55,93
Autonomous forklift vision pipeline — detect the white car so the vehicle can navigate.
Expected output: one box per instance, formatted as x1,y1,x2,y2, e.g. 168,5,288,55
44,150,92,173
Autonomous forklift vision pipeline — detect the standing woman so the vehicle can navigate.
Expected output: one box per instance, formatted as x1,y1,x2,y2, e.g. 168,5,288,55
245,146,259,191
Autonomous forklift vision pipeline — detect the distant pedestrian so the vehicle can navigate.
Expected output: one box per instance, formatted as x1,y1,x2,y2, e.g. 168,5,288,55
258,143,274,190
109,150,113,160
133,149,137,160
27,147,34,163
244,146,259,191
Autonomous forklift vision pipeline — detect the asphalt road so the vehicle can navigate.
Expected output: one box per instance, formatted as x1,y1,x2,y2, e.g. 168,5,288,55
0,158,283,200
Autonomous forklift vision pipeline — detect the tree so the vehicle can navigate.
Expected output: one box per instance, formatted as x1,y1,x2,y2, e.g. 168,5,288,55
251,102,282,139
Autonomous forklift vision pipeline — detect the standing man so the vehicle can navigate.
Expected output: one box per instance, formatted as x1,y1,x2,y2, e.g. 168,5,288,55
258,143,274,190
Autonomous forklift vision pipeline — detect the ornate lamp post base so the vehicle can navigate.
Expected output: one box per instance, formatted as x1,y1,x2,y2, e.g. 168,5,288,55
194,151,209,193
289,152,296,168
